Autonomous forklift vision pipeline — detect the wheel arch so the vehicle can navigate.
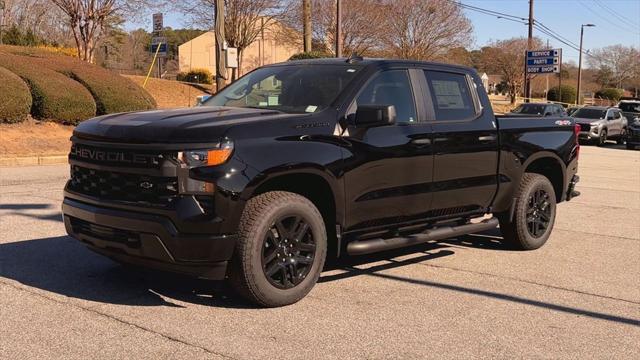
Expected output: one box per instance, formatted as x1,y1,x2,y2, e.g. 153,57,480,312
522,152,566,202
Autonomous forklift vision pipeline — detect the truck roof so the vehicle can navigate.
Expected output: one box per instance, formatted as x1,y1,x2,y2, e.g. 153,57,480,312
277,57,474,72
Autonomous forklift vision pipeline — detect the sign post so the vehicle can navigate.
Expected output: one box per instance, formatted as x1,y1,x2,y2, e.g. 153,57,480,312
150,13,166,78
526,48,562,102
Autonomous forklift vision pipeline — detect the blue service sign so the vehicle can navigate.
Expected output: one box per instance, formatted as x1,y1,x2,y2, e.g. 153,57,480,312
527,65,560,74
150,43,167,53
527,57,559,65
527,49,560,58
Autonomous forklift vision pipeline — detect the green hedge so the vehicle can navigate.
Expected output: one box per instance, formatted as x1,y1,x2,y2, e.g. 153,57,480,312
595,88,623,102
288,51,332,61
547,85,577,104
0,66,32,123
0,52,96,124
177,68,213,84
45,56,156,115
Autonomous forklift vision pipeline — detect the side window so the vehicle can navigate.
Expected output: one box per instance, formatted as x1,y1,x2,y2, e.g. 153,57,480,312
356,70,417,124
424,71,476,121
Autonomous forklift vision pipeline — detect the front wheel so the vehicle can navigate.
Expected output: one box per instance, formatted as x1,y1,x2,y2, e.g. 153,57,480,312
497,173,557,250
228,191,327,307
597,130,608,146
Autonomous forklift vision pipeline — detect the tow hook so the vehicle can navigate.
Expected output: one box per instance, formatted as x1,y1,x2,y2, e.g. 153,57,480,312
566,175,580,200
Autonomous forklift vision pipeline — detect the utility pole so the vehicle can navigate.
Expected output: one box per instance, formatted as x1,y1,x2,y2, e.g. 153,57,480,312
0,0,5,46
303,0,312,53
524,0,534,102
214,0,227,91
335,0,342,57
577,24,595,105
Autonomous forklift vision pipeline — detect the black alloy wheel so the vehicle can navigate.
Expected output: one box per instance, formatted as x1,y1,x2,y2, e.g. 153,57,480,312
526,189,552,238
261,216,316,289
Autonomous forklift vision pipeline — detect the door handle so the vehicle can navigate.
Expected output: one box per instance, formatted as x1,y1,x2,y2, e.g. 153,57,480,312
410,138,432,146
478,135,497,141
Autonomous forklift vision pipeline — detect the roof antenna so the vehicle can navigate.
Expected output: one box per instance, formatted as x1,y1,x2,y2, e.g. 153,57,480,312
346,53,363,64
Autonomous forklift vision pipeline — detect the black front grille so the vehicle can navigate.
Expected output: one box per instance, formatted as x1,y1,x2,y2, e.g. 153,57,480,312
68,165,178,206
579,123,591,132
70,217,140,248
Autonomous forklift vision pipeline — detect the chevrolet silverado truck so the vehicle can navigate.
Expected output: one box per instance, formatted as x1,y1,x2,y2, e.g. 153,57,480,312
62,58,580,307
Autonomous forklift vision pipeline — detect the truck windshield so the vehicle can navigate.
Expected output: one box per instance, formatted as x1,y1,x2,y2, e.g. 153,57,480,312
572,108,606,119
511,104,546,115
203,64,362,113
618,102,640,113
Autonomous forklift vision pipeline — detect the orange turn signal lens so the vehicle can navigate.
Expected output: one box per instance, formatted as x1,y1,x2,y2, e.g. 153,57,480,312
206,148,233,166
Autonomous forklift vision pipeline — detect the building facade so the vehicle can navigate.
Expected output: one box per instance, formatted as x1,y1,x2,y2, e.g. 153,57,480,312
178,22,301,78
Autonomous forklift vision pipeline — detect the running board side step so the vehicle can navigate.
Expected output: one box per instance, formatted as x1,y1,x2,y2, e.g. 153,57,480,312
346,218,499,256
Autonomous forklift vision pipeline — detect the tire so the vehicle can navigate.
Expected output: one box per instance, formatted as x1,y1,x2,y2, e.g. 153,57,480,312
627,143,636,150
497,173,557,250
228,191,327,307
597,129,607,147
617,129,627,145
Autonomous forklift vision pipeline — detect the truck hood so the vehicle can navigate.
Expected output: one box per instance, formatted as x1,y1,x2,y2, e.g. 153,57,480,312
73,106,299,144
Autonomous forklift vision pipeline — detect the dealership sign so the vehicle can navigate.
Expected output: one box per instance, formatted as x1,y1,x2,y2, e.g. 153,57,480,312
526,49,562,74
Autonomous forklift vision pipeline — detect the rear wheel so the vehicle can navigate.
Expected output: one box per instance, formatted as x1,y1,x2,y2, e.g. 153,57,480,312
497,173,556,250
228,191,327,307
617,129,627,145
627,143,636,150
597,130,608,146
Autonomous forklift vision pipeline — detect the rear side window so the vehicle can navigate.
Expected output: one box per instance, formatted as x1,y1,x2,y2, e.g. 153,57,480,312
424,71,476,121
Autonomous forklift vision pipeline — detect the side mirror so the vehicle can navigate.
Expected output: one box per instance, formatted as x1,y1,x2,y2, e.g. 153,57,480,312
607,115,614,120
352,105,396,128
544,112,552,117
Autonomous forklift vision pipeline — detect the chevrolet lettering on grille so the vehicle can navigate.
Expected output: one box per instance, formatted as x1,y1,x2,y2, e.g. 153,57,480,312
70,145,159,166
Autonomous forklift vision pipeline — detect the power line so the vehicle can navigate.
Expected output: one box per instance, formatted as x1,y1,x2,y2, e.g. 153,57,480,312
450,1,593,58
593,0,639,31
577,0,639,35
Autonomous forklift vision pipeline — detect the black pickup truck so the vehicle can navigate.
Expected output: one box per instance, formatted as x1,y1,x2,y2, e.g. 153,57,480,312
62,58,580,307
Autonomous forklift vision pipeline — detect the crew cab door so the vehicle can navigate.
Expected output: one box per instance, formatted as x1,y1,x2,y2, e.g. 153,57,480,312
607,109,624,136
421,69,499,214
342,69,433,232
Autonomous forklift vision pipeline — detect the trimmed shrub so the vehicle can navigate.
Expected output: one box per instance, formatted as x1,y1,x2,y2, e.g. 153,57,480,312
0,66,32,123
288,51,332,61
177,68,213,84
595,88,623,101
0,52,96,124
547,85,577,104
0,45,156,120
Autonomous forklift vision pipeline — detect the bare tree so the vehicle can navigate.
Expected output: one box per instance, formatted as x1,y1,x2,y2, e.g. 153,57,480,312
382,0,472,61
50,0,159,63
587,45,640,89
2,0,73,46
482,37,543,104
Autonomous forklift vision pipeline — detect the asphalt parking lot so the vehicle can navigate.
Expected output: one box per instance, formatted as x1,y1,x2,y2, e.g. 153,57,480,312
1,145,638,359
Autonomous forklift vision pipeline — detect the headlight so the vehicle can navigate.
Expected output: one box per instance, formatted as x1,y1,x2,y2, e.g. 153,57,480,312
178,139,234,167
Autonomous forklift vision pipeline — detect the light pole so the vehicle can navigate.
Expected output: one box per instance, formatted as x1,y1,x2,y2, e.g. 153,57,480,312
576,23,595,105
335,0,342,57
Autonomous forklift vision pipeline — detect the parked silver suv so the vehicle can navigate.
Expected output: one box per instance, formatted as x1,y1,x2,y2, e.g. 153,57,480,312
572,106,627,146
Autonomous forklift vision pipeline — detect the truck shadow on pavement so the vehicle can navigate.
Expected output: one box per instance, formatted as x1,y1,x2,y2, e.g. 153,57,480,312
0,203,63,223
0,234,638,326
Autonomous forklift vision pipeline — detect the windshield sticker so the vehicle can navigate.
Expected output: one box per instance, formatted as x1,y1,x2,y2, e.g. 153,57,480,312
268,96,279,106
305,105,318,113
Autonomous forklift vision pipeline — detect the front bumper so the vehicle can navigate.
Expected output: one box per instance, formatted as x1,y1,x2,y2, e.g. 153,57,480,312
627,127,640,146
62,197,237,280
578,128,599,141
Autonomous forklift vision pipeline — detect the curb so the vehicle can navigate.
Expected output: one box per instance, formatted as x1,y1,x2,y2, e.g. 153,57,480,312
0,155,67,167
